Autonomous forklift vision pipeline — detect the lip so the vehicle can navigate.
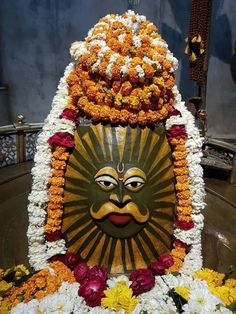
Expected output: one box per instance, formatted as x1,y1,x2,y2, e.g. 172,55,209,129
108,213,132,226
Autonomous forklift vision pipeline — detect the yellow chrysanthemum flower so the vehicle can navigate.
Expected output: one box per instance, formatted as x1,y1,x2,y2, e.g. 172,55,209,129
175,287,190,301
101,282,139,313
209,286,236,306
194,268,225,287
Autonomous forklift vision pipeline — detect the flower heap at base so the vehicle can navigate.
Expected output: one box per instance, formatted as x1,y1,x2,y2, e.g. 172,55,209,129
1,262,235,313
4,10,233,314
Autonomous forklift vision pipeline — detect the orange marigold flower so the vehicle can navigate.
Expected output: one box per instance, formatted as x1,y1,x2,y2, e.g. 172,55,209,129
47,202,63,211
86,85,99,101
172,151,187,160
47,209,63,220
35,277,46,289
52,147,69,161
128,68,139,84
51,169,65,177
49,195,63,203
177,190,191,200
112,81,122,93
49,186,64,195
178,214,192,222
176,206,192,215
176,175,189,184
153,76,165,88
70,85,83,100
44,224,61,232
120,81,133,96
142,63,155,79
49,177,65,187
174,159,188,167
175,182,189,191
45,218,62,227
66,72,79,86
173,167,188,176
51,160,67,170
35,290,45,300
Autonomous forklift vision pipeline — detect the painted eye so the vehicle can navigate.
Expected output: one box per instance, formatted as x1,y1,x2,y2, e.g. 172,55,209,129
124,176,145,191
95,175,117,191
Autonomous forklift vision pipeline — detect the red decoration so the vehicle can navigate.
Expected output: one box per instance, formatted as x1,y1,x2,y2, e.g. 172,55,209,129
78,278,106,307
129,268,155,295
48,132,74,148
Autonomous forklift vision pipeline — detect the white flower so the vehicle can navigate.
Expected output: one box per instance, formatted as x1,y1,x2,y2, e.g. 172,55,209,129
39,294,74,314
11,299,39,314
186,288,221,313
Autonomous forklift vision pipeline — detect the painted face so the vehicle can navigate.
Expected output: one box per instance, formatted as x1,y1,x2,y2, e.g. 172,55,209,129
62,124,176,273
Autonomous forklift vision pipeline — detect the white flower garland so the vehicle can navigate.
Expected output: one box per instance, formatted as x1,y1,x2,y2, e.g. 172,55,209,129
11,277,232,314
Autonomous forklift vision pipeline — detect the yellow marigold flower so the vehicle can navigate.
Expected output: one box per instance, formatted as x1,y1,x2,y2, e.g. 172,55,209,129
225,278,236,288
14,264,30,280
175,287,190,300
101,283,139,313
0,280,13,294
209,286,236,306
194,268,225,287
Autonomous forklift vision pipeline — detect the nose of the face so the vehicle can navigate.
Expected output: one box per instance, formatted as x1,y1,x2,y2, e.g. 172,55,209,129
109,194,131,207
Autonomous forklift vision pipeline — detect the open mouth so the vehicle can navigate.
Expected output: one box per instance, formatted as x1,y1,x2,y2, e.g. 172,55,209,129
107,213,132,226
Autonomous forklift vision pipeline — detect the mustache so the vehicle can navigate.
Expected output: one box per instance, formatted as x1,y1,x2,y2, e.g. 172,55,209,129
90,202,149,223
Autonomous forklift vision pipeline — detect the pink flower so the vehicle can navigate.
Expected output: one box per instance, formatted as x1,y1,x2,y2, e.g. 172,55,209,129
59,108,77,121
159,254,174,268
44,231,61,242
166,124,187,141
148,260,166,276
175,219,194,230
48,132,74,148
74,263,89,283
87,266,107,282
78,278,106,307
129,268,155,295
60,252,79,270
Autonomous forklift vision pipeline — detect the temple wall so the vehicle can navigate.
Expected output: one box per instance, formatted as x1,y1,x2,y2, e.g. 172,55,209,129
0,0,235,138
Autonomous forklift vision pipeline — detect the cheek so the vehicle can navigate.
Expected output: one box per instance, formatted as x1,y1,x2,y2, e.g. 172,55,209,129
88,182,111,207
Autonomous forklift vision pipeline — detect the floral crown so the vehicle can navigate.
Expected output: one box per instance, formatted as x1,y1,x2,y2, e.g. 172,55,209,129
68,10,178,125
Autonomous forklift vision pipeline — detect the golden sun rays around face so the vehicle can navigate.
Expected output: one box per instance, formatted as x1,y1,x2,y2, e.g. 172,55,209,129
62,124,176,274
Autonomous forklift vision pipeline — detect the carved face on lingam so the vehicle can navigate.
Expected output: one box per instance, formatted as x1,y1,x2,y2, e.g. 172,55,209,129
62,124,176,273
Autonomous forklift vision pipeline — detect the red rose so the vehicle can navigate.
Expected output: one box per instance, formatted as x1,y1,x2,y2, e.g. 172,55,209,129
130,268,155,295
158,254,174,268
173,239,189,250
87,266,107,282
48,132,74,148
59,108,77,121
168,108,181,117
175,219,194,230
78,278,106,307
74,263,89,283
166,124,187,141
45,230,61,242
60,252,79,270
148,260,166,276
